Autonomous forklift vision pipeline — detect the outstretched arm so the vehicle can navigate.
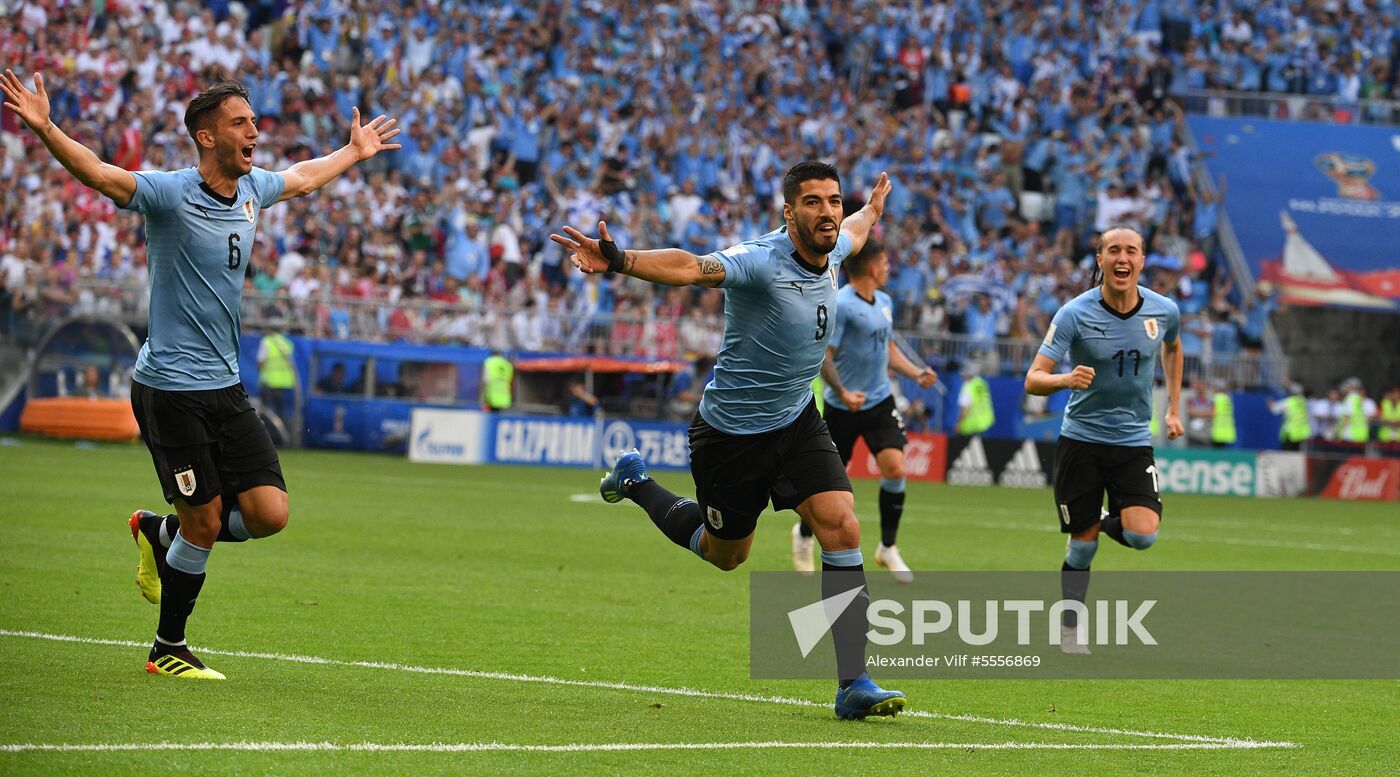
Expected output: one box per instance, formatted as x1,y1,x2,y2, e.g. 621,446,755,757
550,221,725,287
277,106,400,202
838,171,892,257
1,70,135,205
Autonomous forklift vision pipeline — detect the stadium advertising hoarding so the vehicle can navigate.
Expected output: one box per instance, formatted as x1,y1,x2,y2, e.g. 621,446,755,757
408,409,689,470
847,433,947,483
943,436,1055,489
1308,455,1400,501
1255,450,1309,498
750,571,1400,679
1153,447,1258,497
1189,117,1400,312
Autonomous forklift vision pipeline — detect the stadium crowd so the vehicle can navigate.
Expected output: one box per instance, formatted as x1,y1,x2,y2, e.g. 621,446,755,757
2,0,1397,374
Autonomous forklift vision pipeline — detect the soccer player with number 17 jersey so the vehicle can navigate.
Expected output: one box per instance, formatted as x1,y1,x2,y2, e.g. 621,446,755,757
1025,226,1184,654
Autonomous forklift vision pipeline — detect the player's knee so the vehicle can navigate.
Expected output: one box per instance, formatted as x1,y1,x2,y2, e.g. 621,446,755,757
1123,529,1158,550
256,508,289,537
710,550,748,572
179,503,222,543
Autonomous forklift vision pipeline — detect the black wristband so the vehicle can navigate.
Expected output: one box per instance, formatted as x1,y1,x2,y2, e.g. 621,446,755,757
599,239,626,273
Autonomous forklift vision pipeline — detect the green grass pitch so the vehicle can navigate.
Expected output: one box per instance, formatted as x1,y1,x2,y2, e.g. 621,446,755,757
1,437,1397,775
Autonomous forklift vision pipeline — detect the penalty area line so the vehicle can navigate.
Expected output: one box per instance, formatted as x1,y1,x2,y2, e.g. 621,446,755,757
0,629,1298,749
1,740,1292,753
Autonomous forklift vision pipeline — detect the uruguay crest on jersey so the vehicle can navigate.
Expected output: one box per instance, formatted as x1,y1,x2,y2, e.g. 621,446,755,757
1144,318,1159,340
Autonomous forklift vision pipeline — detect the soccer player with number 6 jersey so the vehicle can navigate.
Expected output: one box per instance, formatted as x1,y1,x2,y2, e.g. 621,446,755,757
1,71,400,679
1025,226,1184,654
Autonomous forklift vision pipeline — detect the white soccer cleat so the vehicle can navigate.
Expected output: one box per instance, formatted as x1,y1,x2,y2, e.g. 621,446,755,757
1060,624,1092,655
791,522,815,576
875,543,914,584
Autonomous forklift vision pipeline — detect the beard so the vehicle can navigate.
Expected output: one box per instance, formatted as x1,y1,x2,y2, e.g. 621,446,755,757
795,219,839,257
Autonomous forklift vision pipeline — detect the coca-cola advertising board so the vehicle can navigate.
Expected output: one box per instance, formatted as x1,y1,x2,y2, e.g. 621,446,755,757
847,433,947,483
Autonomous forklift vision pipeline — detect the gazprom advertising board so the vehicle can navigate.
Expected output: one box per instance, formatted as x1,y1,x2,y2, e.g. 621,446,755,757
408,409,689,470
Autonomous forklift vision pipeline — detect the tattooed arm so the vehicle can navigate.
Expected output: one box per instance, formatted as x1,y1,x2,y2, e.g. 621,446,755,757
550,220,726,287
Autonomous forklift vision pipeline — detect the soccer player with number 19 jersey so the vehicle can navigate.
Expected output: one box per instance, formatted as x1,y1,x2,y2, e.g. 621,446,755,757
1,71,399,679
1025,226,1184,654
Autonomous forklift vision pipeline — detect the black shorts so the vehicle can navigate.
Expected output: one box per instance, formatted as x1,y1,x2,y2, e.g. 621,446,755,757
1052,436,1162,534
688,399,852,541
131,380,286,506
823,394,907,465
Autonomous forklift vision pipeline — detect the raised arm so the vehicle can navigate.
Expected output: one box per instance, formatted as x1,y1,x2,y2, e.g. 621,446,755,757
838,172,892,258
1,70,135,205
1160,336,1184,439
277,106,400,202
550,221,725,288
1024,353,1095,396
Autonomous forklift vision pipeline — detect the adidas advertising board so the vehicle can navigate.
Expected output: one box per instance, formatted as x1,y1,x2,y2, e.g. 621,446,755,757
946,437,1059,488
946,436,995,485
998,439,1051,488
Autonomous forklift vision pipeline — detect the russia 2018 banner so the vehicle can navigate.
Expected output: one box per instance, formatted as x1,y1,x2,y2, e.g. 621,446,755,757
1190,117,1400,312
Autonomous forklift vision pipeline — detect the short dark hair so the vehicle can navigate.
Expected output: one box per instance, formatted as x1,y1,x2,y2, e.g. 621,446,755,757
782,160,841,204
184,81,251,143
844,238,885,279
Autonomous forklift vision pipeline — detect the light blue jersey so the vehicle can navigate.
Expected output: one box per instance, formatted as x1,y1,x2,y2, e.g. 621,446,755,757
699,227,853,435
823,284,894,411
120,167,285,391
1038,286,1180,446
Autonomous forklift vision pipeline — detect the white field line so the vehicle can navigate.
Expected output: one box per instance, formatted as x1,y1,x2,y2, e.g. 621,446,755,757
904,509,1400,557
0,740,1292,753
0,629,1298,749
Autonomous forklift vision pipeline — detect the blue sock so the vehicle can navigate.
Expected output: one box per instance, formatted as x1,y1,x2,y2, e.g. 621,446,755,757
225,508,251,541
1065,538,1098,570
1122,529,1158,549
166,532,210,575
688,525,705,559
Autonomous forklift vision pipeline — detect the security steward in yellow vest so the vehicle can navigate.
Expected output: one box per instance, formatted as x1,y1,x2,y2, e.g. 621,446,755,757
482,351,514,412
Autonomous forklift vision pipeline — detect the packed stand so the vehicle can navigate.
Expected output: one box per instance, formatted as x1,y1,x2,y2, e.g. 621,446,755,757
4,0,1392,373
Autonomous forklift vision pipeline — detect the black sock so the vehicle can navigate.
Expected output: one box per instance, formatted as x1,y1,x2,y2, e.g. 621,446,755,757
217,497,247,543
156,566,206,645
878,488,905,547
629,480,704,550
798,521,813,538
1100,515,1131,547
1060,561,1090,629
822,561,870,688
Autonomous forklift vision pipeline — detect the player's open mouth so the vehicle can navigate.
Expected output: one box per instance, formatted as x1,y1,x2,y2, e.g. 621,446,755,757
1113,266,1131,279
241,145,255,160
817,223,837,235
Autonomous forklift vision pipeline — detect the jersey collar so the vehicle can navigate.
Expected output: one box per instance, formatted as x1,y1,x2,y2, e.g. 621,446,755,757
199,181,239,207
1097,287,1144,320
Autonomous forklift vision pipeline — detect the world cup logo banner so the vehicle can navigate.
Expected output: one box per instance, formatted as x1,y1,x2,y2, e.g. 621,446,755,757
1314,152,1380,201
